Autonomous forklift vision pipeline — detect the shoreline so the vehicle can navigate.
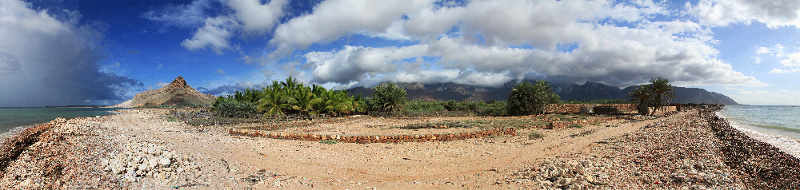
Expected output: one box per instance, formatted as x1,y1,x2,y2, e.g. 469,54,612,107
704,107,800,188
0,107,798,188
716,110,800,158
0,109,122,142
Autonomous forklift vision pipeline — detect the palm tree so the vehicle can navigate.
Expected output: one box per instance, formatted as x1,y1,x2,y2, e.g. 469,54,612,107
292,86,319,116
281,76,300,95
649,77,675,115
259,81,289,116
629,86,651,115
260,89,288,116
233,88,262,103
372,83,407,112
310,84,328,112
322,90,354,116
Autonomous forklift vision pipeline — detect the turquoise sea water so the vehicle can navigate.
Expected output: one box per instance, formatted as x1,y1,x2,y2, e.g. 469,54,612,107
718,105,800,157
0,107,120,137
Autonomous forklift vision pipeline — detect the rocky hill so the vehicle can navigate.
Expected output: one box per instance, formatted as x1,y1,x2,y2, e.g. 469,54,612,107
114,76,215,108
348,81,739,105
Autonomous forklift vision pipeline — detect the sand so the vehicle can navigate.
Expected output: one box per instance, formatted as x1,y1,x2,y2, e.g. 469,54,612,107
0,107,796,189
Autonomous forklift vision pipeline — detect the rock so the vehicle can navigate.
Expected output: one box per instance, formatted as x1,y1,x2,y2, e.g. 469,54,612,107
138,164,148,172
112,163,124,174
148,158,158,169
158,157,171,167
100,158,109,167
124,170,137,182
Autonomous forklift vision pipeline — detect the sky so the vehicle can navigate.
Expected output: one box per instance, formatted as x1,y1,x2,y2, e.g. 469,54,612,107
1,0,799,107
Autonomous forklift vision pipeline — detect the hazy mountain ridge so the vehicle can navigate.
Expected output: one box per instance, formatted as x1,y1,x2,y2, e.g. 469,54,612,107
347,81,739,105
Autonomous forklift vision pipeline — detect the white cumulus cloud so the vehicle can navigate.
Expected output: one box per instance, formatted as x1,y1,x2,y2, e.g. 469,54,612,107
227,0,288,35
176,0,288,53
691,0,800,28
181,16,239,53
269,0,435,56
755,44,800,73
290,0,764,88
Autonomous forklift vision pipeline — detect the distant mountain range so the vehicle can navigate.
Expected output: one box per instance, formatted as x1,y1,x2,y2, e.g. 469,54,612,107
347,81,739,105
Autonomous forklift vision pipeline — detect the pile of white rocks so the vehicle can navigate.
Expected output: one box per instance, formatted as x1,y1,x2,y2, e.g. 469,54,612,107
513,156,611,189
101,142,200,182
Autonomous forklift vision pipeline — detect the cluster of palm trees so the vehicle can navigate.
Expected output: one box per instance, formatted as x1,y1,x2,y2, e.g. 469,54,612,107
629,77,676,115
213,77,365,117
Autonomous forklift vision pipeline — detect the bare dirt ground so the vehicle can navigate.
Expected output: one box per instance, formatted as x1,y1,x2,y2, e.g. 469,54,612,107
111,109,688,189
1,108,757,189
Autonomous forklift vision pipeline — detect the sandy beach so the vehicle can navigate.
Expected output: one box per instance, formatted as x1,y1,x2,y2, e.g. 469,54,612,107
0,107,798,189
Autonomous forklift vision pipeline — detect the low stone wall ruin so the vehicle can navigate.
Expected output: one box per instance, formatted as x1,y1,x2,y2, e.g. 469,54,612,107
229,128,517,143
543,104,637,114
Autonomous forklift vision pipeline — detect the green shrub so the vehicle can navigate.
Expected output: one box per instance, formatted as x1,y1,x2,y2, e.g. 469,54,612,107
166,115,177,122
477,101,507,116
371,83,407,112
404,100,446,113
528,131,545,139
319,140,338,144
212,98,258,117
507,81,560,116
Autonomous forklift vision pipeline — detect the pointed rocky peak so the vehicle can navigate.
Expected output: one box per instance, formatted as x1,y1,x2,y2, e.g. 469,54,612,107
167,76,188,88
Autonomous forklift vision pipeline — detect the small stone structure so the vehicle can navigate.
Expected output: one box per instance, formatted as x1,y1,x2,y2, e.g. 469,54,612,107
229,128,517,143
543,104,637,114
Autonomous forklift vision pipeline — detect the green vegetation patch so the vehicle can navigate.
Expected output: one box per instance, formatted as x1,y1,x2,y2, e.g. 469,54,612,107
212,77,367,118
319,140,338,144
507,81,560,116
528,131,545,139
400,121,476,129
568,124,584,129
456,117,551,129
166,115,177,122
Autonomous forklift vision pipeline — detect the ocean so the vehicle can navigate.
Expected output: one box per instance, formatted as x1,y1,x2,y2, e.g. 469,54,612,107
0,107,121,138
718,105,800,158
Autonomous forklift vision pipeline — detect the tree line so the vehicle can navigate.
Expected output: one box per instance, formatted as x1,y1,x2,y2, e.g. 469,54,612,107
212,77,674,117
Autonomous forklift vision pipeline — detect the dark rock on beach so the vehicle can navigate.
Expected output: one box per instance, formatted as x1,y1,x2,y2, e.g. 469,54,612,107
705,107,800,189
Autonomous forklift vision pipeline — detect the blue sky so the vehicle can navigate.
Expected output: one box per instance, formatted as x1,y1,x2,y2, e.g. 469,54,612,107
1,0,799,106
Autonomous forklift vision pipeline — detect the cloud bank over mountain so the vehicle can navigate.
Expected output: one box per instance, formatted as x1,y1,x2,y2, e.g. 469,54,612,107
172,0,767,90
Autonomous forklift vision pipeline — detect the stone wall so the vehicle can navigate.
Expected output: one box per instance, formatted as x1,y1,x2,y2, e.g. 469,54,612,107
229,128,517,144
649,106,677,113
543,104,637,114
